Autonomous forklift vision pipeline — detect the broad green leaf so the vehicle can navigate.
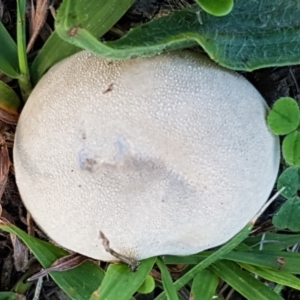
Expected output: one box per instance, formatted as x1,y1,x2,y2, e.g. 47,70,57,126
210,261,283,300
190,270,218,300
55,1,300,71
273,196,300,231
240,263,300,290
277,166,300,198
90,257,156,300
0,21,19,78
156,258,178,300
0,224,105,300
30,0,134,85
283,131,300,166
195,0,234,16
0,81,21,115
137,274,155,294
267,97,300,135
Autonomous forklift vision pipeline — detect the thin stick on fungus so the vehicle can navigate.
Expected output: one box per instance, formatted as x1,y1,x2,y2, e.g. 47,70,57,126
99,231,139,271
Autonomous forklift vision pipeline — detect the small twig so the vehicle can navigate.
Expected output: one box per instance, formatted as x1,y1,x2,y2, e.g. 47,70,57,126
218,282,229,297
27,0,49,52
99,231,139,272
32,276,43,300
254,232,267,279
48,0,56,18
27,253,89,281
258,233,266,251
251,187,285,225
225,288,235,300
290,243,300,252
195,10,203,25
251,239,284,249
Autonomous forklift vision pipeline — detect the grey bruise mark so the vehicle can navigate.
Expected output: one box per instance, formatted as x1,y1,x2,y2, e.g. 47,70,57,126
77,132,131,172
114,134,131,162
78,150,98,172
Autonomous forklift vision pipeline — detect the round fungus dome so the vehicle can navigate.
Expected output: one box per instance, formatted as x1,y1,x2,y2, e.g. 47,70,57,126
14,51,280,261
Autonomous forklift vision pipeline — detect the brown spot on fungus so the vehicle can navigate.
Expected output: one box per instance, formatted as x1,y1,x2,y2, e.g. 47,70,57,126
102,83,114,94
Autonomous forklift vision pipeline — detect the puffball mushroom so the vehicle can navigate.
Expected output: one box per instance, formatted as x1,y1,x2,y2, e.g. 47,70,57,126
14,51,280,262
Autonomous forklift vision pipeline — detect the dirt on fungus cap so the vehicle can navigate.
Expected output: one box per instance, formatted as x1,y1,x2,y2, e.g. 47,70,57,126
14,51,280,261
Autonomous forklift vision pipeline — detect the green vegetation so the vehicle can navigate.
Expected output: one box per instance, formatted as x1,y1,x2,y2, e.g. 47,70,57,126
1,0,300,299
267,97,300,232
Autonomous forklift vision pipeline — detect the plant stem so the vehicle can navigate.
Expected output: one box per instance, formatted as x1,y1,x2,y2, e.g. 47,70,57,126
17,0,32,102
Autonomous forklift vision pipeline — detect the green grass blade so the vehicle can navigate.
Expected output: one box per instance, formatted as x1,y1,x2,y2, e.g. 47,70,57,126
156,258,178,300
0,224,105,300
155,222,253,300
240,263,300,290
190,270,218,300
223,251,300,274
0,292,21,300
164,250,300,274
16,0,32,101
0,80,21,115
210,261,283,300
90,257,156,300
0,21,19,78
30,0,134,85
16,0,29,76
11,270,34,295
244,232,300,251
30,32,79,85
55,1,300,72
162,253,208,265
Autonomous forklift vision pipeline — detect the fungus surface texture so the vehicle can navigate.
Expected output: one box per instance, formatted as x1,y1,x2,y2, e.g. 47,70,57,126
14,51,280,261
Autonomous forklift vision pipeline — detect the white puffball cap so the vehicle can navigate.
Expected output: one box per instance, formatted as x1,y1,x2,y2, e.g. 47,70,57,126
14,51,280,261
